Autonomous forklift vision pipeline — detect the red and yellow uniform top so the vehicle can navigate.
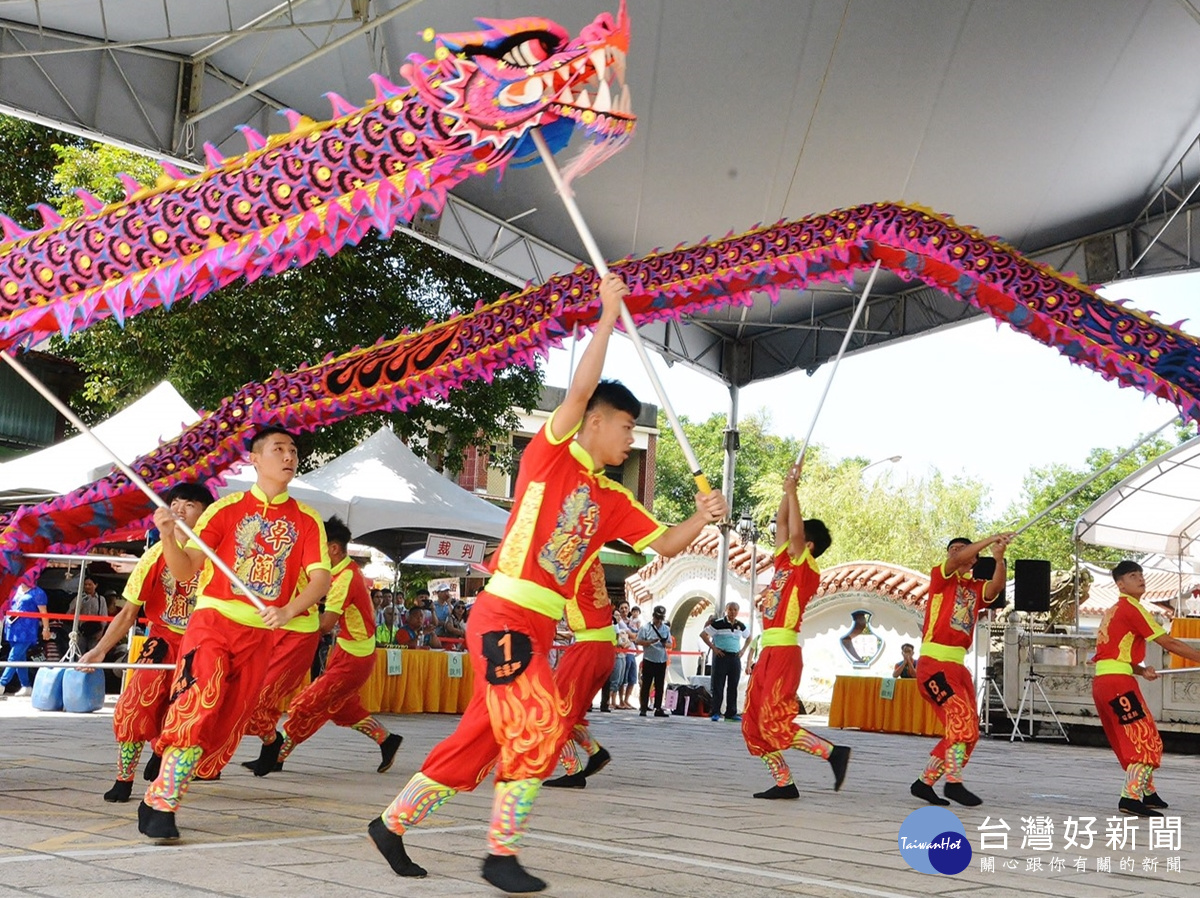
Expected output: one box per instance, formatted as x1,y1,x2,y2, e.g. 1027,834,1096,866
757,544,820,647
122,541,199,636
323,556,377,657
187,485,329,629
564,556,614,643
921,562,989,664
1093,594,1166,676
488,412,666,620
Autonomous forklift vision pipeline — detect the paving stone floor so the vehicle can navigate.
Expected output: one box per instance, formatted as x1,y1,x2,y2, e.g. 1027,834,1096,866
2,696,1198,897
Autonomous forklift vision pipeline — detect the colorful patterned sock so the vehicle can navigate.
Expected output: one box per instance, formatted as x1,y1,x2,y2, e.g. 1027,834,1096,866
790,727,833,760
761,751,793,787
277,734,296,763
352,716,388,745
144,745,202,812
381,772,458,835
117,741,143,782
1122,762,1153,800
943,742,968,783
1145,772,1158,795
559,742,583,775
573,724,599,757
488,778,541,856
920,754,945,786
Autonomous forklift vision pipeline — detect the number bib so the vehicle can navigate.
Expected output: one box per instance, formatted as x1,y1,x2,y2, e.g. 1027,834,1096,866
922,670,955,706
482,630,533,685
1110,690,1147,725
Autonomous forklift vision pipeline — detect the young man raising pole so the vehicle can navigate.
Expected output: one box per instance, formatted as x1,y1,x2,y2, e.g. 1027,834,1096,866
368,273,728,894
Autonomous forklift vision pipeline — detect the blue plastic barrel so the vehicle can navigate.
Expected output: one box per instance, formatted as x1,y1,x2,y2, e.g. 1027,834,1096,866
62,668,105,713
31,667,65,711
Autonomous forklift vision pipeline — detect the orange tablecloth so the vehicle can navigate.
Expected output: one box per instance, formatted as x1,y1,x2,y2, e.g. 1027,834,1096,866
1168,618,1200,668
359,648,474,714
828,675,943,737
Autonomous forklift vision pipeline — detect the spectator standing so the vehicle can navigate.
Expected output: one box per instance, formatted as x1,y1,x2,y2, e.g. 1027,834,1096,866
636,605,673,717
2,583,51,695
67,577,104,655
702,601,749,721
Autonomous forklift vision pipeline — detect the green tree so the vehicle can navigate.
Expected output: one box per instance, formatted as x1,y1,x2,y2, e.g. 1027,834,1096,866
998,422,1193,569
41,139,542,470
652,406,992,570
0,114,83,227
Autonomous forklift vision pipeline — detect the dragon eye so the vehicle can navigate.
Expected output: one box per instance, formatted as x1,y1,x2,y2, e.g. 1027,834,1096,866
499,32,558,67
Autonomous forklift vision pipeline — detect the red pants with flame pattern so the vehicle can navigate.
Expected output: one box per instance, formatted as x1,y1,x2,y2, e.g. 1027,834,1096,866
157,608,273,755
1093,673,1163,769
112,628,183,744
917,656,979,760
553,639,616,731
195,627,317,777
283,644,376,743
742,644,803,756
420,591,567,790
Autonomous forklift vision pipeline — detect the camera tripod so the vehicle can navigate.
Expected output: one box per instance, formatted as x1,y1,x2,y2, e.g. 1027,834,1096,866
1009,620,1069,743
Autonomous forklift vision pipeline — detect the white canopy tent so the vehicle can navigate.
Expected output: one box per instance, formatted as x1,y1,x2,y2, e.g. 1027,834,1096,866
299,427,509,560
1074,435,1200,560
216,469,351,526
0,381,198,505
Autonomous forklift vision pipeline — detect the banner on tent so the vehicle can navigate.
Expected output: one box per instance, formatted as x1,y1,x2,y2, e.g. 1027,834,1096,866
426,533,486,564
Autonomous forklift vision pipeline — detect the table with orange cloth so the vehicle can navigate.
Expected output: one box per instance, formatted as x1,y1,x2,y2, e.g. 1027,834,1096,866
828,675,943,737
1168,618,1200,668
359,648,474,714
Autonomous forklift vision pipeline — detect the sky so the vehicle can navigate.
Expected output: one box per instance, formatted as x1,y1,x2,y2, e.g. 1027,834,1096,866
540,270,1200,519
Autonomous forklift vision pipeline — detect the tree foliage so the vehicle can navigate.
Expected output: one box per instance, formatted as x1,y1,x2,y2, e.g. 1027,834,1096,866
653,407,993,570
39,139,542,470
0,115,82,227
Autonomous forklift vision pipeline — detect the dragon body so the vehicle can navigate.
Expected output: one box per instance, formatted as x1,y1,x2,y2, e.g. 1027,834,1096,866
1,6,1198,598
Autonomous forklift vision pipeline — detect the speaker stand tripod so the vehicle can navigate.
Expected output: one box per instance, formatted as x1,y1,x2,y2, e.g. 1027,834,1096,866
1009,625,1069,743
976,610,1016,736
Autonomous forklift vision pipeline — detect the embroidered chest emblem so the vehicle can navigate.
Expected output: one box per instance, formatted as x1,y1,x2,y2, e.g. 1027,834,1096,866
538,484,599,585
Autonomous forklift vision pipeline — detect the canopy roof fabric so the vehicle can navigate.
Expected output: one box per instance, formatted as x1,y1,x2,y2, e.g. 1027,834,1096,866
299,427,509,559
1075,435,1200,559
2,1,1199,386
0,381,198,502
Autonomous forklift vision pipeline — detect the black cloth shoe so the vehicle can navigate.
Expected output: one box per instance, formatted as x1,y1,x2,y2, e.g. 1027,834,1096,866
377,733,403,773
653,709,669,717
368,817,427,877
241,759,282,773
252,732,284,777
910,780,950,806
104,780,133,803
1143,791,1169,809
481,853,547,893
138,802,180,840
544,771,587,789
639,709,647,717
582,746,611,778
752,783,799,800
599,706,612,712
944,782,982,807
1119,797,1164,818
142,752,161,782
828,745,851,792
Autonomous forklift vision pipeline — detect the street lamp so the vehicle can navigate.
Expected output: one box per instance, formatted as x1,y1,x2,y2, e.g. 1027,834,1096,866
861,454,902,474
736,512,761,662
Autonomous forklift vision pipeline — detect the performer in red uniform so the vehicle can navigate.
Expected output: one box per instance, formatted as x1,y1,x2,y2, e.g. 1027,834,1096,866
543,557,615,789
1092,560,1200,817
255,516,402,773
368,273,728,895
910,532,1011,808
80,483,213,803
741,462,849,798
197,607,320,779
138,426,330,840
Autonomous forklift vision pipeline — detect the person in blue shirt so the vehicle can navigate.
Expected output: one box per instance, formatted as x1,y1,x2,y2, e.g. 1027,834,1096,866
635,605,674,717
701,602,749,720
2,583,51,695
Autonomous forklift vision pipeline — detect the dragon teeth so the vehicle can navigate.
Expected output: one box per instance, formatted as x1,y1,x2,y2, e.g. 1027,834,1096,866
590,48,606,82
594,79,612,113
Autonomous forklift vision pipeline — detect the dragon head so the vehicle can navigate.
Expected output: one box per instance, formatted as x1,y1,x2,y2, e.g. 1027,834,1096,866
402,1,633,162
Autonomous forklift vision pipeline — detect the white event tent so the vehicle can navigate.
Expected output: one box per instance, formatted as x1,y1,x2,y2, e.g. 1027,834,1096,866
1074,434,1200,561
299,427,509,560
0,381,199,505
